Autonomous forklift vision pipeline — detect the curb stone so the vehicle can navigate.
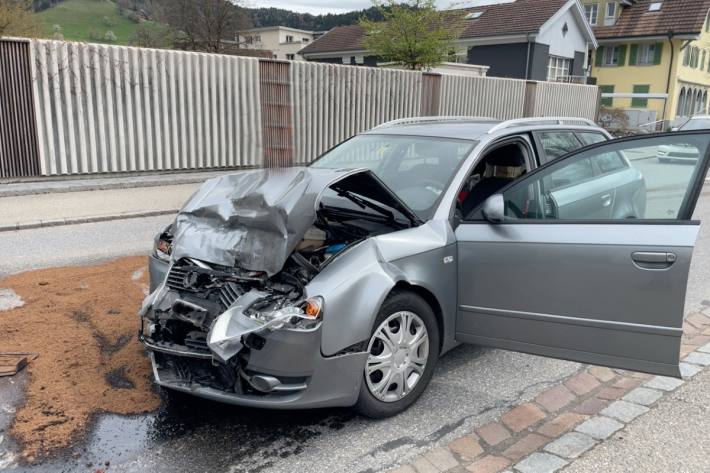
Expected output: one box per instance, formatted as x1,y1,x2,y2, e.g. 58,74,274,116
0,209,179,233
385,311,710,473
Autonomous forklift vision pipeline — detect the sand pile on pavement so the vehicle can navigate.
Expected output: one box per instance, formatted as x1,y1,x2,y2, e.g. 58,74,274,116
0,256,161,460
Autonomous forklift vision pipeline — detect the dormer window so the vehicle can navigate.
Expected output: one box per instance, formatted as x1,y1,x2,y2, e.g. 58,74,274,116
605,1,617,26
648,2,662,11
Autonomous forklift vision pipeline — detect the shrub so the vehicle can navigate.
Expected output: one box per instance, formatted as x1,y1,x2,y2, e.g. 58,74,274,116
104,30,117,42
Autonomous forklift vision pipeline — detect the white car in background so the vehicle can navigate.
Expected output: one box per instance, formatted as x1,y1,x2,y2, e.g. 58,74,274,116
658,116,710,163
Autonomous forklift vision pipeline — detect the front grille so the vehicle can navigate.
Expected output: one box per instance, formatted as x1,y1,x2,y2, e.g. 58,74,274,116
166,265,190,291
184,331,210,353
219,282,242,308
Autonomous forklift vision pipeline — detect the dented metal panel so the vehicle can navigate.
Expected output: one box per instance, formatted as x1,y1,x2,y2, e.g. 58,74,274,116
169,166,379,275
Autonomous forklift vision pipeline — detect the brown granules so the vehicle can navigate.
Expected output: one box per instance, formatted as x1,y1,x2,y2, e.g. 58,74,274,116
0,257,161,460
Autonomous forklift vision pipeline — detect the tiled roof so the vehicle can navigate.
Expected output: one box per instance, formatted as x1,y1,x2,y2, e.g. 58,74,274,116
300,0,569,55
594,0,710,39
299,25,365,55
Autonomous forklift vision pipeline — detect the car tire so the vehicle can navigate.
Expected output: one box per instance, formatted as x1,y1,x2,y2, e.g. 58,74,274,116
354,290,440,419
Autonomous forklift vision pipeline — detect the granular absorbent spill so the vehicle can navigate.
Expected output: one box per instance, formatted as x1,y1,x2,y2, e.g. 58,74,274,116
0,256,160,461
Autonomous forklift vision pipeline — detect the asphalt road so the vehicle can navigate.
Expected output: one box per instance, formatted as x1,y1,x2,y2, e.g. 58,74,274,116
1,188,709,473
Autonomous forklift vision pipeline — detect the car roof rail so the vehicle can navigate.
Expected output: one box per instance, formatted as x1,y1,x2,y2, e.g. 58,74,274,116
373,116,498,129
487,117,598,134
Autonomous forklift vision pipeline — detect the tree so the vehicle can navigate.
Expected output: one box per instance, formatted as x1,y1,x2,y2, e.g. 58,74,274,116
130,23,173,49
0,0,44,38
150,0,251,53
360,0,464,70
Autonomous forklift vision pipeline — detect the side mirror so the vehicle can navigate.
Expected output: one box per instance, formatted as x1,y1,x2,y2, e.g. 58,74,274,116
482,194,505,223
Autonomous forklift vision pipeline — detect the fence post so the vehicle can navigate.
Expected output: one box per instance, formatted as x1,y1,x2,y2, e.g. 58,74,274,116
259,59,294,167
420,73,442,116
523,81,538,118
0,39,41,178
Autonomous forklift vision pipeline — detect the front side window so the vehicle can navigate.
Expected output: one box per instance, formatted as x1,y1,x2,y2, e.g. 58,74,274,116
501,134,710,221
311,135,476,219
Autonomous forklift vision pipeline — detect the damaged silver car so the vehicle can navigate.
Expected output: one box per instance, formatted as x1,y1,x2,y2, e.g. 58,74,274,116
140,117,710,417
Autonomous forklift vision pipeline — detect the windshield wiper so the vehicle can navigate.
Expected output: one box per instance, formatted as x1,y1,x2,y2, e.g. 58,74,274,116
320,205,409,229
332,187,399,224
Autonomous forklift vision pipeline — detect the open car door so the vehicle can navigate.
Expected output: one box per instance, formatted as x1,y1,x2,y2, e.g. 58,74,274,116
454,131,710,378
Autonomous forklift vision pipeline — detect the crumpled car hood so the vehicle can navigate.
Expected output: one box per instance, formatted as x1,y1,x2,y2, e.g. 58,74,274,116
169,166,416,275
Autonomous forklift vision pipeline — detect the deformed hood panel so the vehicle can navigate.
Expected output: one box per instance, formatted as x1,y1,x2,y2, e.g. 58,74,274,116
170,166,411,275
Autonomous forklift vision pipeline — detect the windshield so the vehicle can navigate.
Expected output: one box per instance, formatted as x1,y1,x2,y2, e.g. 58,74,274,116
680,119,710,131
310,134,476,219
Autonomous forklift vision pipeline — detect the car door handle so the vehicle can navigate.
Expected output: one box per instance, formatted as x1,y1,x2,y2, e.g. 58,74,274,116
600,193,612,207
631,251,677,269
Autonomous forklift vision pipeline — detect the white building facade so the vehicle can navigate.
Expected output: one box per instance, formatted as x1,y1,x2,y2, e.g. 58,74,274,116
237,26,320,61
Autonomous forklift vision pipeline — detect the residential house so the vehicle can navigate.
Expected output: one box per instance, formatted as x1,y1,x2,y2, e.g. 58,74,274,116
584,0,710,123
237,26,321,61
299,0,597,83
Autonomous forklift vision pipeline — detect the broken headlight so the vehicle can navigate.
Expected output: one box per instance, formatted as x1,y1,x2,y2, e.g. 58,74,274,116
250,296,323,330
208,296,324,362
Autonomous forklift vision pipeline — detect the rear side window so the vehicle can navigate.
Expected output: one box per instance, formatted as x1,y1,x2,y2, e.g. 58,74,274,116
536,131,581,162
576,132,607,146
595,152,626,173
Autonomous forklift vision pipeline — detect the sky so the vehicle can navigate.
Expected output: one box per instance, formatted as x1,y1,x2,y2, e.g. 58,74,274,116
245,0,493,15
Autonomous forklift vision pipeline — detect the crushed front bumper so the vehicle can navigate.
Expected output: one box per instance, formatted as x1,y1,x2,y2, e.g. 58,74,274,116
141,321,368,409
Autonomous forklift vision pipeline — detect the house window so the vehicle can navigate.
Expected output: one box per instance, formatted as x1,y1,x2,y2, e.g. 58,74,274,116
286,54,295,60
636,44,656,65
684,46,691,66
631,43,662,66
302,38,310,43
285,35,294,43
584,3,599,25
601,45,624,66
255,35,261,42
605,1,617,25
631,84,650,108
600,85,614,107
547,56,571,81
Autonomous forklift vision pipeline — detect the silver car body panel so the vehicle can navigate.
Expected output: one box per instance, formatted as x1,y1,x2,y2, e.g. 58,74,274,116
455,223,699,377
143,121,710,409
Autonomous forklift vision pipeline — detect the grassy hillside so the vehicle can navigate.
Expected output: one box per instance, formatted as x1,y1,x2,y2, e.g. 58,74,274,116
37,0,153,45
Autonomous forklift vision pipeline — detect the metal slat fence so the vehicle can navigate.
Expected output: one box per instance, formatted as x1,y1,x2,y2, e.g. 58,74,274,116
0,38,600,177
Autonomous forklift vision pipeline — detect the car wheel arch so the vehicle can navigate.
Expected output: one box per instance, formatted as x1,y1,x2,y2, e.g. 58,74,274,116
389,281,445,355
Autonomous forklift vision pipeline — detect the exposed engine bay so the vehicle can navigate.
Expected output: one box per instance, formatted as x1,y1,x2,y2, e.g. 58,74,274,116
140,167,419,397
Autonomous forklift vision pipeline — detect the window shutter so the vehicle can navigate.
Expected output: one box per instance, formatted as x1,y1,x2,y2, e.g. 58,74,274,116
629,45,638,65
595,47,604,67
618,45,627,66
653,43,663,65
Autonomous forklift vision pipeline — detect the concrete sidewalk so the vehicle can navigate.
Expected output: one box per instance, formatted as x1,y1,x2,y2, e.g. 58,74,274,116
0,183,199,231
566,366,710,472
